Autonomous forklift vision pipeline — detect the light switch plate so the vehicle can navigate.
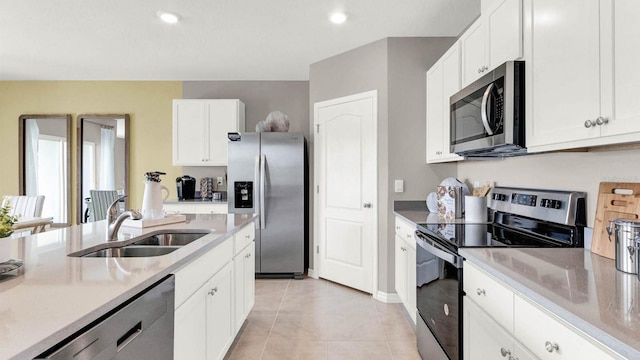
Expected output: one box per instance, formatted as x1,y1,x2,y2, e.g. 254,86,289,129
395,179,404,193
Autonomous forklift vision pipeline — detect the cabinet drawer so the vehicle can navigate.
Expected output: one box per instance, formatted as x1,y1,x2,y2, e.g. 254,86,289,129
234,222,255,254
395,217,416,250
464,261,514,332
174,239,233,308
164,203,194,214
514,295,621,360
194,203,227,214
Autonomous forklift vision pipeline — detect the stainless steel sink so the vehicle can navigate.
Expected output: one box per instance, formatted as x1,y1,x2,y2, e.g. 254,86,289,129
68,231,210,258
131,232,209,246
82,246,180,258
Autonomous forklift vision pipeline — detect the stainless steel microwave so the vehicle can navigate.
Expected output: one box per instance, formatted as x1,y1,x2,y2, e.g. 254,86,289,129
450,61,525,157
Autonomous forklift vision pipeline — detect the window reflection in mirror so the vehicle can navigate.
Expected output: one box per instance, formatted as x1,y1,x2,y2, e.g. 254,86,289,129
19,114,72,227
77,114,129,223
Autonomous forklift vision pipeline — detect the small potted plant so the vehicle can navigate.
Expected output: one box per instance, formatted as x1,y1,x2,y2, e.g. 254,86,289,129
0,197,20,238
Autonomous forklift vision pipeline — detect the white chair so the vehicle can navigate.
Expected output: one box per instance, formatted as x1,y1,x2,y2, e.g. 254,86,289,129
2,195,45,218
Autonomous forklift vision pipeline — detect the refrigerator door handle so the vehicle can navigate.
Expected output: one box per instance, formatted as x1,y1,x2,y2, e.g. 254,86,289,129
254,155,261,228
259,154,266,229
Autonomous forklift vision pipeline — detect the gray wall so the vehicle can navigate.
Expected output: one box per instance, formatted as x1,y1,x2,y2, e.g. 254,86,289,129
309,38,458,293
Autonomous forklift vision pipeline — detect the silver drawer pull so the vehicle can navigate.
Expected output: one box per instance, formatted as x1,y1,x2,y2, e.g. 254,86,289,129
500,347,511,357
545,341,559,353
246,234,251,239
476,288,486,296
208,287,218,296
584,119,594,128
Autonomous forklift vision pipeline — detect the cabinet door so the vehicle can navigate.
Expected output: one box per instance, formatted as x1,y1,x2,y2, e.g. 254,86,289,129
440,43,464,162
173,100,206,166
394,235,408,306
233,242,255,333
600,0,640,138
426,62,444,163
464,297,515,360
174,282,209,360
204,100,243,166
460,19,487,87
406,242,417,324
484,0,523,68
163,203,195,215
207,263,234,360
526,0,601,148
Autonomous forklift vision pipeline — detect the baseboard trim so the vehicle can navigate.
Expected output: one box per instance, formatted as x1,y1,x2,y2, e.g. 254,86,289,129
307,268,318,279
374,290,402,303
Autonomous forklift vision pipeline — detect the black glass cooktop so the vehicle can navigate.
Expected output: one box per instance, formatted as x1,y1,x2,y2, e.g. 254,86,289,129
416,213,583,253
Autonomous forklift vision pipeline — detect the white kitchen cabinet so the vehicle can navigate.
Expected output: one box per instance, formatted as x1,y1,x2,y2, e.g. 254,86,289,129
525,0,640,152
460,19,487,87
173,99,245,166
464,260,623,360
460,0,523,88
426,42,463,164
394,216,416,324
233,242,255,332
175,261,233,360
464,297,537,360
163,202,227,215
174,221,255,360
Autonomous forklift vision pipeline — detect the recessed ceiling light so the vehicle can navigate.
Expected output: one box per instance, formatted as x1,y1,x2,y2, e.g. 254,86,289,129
158,11,180,24
330,12,347,24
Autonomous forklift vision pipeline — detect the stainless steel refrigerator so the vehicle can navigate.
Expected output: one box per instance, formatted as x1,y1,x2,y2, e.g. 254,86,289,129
227,132,307,278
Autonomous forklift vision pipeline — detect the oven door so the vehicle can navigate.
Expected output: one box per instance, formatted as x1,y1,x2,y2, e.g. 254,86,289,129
415,231,464,360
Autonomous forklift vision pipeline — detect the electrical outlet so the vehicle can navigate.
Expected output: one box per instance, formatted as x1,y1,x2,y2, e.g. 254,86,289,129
217,176,224,185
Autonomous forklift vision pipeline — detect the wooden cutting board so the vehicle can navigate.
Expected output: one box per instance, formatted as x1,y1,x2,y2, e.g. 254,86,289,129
591,182,640,259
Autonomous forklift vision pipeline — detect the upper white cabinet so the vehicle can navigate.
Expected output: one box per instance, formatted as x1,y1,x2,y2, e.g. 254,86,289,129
461,0,523,87
526,0,640,152
426,42,464,163
173,99,245,166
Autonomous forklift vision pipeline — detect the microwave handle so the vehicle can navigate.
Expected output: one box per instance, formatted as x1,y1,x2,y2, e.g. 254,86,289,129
481,83,495,136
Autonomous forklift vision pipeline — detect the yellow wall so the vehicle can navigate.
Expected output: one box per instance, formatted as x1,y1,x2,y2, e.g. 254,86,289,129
0,81,183,224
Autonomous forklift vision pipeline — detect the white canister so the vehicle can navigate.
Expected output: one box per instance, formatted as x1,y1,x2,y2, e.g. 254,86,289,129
465,196,488,223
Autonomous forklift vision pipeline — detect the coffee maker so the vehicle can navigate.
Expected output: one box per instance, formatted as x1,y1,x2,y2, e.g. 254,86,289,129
176,175,196,200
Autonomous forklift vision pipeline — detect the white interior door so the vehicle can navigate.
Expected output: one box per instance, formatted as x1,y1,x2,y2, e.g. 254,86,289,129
314,90,377,294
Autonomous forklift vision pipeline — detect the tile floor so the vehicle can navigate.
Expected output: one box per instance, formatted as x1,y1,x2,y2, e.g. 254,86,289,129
225,277,421,360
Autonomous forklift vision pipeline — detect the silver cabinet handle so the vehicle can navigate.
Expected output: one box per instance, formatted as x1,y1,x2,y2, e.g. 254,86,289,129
476,288,486,296
545,341,559,353
500,347,511,357
208,287,218,296
245,253,252,259
245,234,251,239
596,116,609,126
396,225,401,230
584,120,594,128
363,202,372,208
406,234,412,239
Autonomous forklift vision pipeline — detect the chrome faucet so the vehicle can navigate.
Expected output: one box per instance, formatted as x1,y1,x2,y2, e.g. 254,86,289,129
106,195,142,241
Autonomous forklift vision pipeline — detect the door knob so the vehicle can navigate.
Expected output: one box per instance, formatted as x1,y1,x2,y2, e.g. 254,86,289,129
363,202,372,208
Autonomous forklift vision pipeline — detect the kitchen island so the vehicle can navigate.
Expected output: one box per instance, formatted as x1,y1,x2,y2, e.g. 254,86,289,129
0,213,256,360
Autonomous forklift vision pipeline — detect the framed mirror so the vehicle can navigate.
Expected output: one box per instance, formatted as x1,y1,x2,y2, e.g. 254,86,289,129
77,114,130,224
19,114,72,227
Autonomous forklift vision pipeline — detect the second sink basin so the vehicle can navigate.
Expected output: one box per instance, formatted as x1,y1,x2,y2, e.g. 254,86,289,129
131,232,209,247
82,246,179,258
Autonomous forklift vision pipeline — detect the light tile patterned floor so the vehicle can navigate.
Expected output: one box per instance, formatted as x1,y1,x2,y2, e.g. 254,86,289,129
225,277,421,360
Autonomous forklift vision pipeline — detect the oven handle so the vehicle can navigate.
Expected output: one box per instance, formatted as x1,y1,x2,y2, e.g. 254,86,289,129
480,83,495,136
415,231,464,269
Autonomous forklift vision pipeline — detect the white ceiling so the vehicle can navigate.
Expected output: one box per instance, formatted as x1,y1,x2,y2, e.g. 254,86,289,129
0,0,480,80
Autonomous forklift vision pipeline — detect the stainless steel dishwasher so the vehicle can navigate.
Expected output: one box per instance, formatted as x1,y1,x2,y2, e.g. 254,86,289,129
37,275,175,360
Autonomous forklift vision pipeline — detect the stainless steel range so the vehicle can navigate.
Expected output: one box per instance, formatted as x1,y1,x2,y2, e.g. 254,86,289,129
414,187,587,360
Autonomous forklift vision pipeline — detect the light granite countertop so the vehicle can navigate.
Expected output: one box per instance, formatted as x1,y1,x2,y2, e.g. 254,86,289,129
0,213,256,360
460,247,640,359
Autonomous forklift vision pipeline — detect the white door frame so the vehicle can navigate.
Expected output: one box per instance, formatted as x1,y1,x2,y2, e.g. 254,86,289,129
312,90,378,297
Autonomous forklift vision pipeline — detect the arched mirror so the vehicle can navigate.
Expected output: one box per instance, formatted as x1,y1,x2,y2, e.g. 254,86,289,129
19,114,72,227
77,114,129,223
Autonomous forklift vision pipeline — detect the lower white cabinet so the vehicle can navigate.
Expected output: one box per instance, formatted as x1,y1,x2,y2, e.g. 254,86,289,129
394,216,416,324
163,202,227,215
233,240,255,332
173,221,255,360
464,297,537,360
464,260,623,360
175,262,233,360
